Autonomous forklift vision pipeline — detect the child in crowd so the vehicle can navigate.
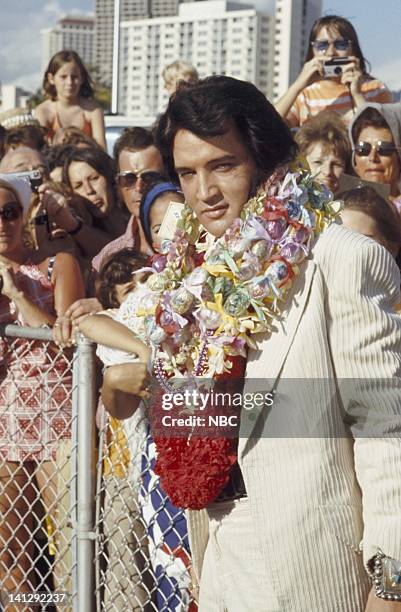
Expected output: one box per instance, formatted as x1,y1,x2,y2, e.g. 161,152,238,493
295,112,350,194
162,60,199,96
340,186,401,261
78,183,196,611
275,15,392,127
35,50,106,150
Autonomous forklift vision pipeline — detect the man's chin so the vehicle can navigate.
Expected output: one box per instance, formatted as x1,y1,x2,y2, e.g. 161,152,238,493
127,202,141,217
202,216,233,238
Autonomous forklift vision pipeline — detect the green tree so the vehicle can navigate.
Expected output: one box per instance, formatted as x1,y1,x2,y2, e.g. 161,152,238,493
27,87,45,110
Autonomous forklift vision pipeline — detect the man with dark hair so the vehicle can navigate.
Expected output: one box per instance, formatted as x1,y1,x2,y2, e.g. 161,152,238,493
92,126,164,271
5,125,46,153
84,77,401,611
0,145,48,177
64,127,165,323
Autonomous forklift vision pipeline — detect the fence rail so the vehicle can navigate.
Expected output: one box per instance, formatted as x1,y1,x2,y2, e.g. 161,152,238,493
0,326,195,612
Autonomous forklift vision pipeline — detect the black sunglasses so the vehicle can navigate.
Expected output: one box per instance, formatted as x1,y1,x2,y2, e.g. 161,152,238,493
116,170,162,189
0,203,23,221
311,38,350,52
354,141,400,157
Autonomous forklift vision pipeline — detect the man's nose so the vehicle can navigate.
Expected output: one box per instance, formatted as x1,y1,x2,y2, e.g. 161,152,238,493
196,173,219,203
135,176,146,194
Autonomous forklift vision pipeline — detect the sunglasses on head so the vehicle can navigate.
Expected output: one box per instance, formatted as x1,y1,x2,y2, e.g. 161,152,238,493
354,141,400,157
311,38,350,52
116,170,162,189
0,203,22,222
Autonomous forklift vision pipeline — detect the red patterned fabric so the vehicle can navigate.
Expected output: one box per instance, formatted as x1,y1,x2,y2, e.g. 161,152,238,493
0,263,72,462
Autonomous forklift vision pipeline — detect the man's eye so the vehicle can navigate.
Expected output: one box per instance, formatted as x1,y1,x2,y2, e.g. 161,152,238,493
215,163,232,171
178,170,194,178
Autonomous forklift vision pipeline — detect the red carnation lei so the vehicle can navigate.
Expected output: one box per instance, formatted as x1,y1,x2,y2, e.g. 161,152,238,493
152,355,246,510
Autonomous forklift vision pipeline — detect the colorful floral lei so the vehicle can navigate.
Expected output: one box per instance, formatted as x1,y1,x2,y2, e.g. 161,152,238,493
138,162,339,509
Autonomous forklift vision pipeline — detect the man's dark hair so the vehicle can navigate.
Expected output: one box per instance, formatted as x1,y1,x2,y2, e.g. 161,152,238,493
5,125,46,152
340,186,401,263
113,127,155,161
44,144,76,173
154,76,297,184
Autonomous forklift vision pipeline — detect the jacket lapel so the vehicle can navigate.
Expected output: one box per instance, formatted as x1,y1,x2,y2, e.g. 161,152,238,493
239,259,316,455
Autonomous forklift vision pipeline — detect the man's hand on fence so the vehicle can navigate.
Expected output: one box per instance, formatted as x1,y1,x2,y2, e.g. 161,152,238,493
102,363,151,419
65,298,103,326
53,298,103,345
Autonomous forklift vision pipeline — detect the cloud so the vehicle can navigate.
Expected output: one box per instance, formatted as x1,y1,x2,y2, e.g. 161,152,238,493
0,0,93,90
43,0,64,16
11,72,42,93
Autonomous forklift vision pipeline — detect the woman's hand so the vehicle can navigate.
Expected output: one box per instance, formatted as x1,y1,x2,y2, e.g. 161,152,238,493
341,56,363,96
53,315,75,348
0,261,21,301
37,184,81,233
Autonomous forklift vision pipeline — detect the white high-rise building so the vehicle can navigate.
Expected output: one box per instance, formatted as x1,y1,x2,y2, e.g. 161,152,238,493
41,15,94,73
272,0,322,100
118,0,274,118
95,0,187,87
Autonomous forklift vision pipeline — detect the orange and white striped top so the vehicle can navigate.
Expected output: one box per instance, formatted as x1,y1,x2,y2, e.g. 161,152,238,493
287,77,392,127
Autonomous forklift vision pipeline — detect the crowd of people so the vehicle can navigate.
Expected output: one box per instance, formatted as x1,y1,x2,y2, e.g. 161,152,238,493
0,12,400,612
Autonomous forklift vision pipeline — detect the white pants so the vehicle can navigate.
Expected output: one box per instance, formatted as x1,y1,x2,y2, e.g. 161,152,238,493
199,498,281,612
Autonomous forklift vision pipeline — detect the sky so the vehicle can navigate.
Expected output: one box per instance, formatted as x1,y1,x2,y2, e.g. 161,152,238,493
0,0,400,93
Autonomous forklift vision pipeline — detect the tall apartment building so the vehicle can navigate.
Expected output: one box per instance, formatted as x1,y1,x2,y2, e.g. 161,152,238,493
118,0,274,118
272,0,322,100
95,0,186,86
41,15,94,73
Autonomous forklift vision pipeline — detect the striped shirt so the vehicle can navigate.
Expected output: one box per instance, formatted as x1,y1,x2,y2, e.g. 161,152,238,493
287,77,393,127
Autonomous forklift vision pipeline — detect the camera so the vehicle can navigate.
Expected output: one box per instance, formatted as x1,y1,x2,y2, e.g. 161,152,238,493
9,169,43,193
323,57,350,78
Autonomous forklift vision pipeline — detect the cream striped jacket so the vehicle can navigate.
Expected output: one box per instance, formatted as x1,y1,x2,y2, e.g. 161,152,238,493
187,223,401,611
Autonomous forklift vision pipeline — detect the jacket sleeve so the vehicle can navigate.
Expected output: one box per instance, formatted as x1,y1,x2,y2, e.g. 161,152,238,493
315,225,401,567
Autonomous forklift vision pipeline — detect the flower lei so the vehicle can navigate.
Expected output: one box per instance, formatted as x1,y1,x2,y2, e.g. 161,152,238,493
138,162,339,509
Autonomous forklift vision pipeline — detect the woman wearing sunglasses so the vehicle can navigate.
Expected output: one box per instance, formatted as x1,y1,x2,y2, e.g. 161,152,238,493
0,178,84,597
276,15,392,128
350,103,401,211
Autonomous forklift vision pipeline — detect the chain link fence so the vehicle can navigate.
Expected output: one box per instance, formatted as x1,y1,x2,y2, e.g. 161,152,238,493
0,325,197,612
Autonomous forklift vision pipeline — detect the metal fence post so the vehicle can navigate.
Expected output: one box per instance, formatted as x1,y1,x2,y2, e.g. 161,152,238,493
75,334,96,612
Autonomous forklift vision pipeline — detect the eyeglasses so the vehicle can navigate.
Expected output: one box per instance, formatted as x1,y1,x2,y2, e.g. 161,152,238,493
354,141,400,157
116,170,163,190
0,204,22,222
311,38,350,52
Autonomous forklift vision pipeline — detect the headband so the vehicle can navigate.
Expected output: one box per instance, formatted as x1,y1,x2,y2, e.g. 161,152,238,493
140,182,181,247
